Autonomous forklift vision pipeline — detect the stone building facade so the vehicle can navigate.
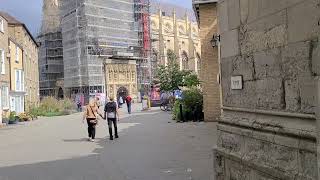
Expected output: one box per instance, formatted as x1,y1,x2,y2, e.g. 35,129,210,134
0,12,39,113
150,8,201,78
210,0,319,179
0,14,10,124
38,0,64,98
8,39,25,113
3,13,40,111
193,0,221,122
104,60,138,99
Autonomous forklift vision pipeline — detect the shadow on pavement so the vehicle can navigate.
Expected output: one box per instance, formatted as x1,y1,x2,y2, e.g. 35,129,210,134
0,112,216,180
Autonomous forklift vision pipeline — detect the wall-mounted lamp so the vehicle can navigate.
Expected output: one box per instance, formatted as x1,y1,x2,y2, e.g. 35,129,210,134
210,34,221,47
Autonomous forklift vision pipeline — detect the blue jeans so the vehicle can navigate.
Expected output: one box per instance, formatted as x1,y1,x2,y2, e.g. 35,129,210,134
127,103,132,114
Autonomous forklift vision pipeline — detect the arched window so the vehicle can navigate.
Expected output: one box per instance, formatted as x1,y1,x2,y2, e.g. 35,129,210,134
179,25,185,35
196,53,201,73
192,27,198,37
181,51,189,70
164,23,172,33
167,49,176,63
151,20,158,30
152,49,159,63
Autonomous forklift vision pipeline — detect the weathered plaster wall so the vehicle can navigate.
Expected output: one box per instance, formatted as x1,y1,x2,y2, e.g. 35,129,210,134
217,0,320,179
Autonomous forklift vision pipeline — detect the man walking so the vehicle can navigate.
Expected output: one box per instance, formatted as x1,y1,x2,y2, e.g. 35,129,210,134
125,95,132,114
104,97,120,140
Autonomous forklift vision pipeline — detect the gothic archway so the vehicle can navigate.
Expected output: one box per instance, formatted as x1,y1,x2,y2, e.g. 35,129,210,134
117,86,128,99
58,87,64,99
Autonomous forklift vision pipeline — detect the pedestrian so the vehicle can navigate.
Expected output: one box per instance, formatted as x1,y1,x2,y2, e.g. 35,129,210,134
119,96,124,108
82,98,102,142
104,97,120,140
76,99,82,112
125,95,132,114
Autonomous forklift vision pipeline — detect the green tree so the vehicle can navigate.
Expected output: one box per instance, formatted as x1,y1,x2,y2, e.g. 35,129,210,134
156,50,183,92
183,73,201,88
156,49,200,92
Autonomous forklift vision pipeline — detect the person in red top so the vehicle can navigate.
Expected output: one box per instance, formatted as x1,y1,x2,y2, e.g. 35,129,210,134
125,95,132,114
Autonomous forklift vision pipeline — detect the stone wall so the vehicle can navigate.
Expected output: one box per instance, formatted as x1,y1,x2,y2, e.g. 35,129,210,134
198,3,221,122
216,0,320,179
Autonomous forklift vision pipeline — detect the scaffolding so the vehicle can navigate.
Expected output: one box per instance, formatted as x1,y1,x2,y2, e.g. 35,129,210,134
134,0,152,91
60,0,151,99
38,0,64,97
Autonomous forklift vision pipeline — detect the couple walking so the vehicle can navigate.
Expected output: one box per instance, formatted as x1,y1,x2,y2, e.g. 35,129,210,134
82,97,120,142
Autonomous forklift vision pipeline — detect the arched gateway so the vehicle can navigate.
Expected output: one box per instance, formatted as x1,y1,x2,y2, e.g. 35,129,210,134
117,87,128,98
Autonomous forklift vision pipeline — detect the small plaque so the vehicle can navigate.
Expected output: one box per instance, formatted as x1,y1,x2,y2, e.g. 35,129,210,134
231,76,243,90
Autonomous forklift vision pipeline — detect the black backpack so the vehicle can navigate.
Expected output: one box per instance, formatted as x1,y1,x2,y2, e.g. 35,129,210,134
105,102,117,113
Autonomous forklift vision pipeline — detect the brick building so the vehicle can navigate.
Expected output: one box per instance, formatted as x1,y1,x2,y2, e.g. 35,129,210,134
193,0,221,122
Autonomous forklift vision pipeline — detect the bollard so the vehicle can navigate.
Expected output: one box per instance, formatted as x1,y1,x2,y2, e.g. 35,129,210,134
179,103,184,122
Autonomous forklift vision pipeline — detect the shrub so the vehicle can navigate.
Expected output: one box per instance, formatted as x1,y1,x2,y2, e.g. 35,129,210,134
60,98,76,111
8,111,18,124
28,107,40,119
18,113,32,122
27,97,76,117
173,88,203,121
9,111,17,121
173,99,182,120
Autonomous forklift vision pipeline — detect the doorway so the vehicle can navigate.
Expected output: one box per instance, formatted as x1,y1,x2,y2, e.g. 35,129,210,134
117,86,128,98
58,87,64,99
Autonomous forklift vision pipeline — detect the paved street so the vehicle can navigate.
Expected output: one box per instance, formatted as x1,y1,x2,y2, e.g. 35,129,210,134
0,104,217,180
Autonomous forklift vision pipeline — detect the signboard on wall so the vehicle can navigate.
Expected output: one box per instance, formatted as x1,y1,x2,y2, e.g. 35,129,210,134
231,76,243,90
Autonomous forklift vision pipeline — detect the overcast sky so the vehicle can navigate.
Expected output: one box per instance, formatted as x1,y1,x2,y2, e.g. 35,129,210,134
0,0,192,36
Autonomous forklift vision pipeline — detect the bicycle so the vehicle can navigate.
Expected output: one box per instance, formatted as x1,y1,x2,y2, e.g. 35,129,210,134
160,102,172,111
160,96,175,111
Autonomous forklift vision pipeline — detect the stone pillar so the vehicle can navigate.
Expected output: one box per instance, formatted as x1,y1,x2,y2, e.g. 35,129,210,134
198,3,221,122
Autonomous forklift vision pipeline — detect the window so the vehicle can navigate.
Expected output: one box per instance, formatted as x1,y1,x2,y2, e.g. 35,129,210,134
16,46,19,63
0,49,4,74
181,51,189,70
0,18,3,32
164,23,172,33
15,69,24,91
179,25,185,35
196,53,201,74
10,96,24,113
1,86,9,109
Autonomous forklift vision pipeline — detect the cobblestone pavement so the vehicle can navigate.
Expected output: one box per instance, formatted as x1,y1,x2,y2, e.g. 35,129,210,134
0,103,217,180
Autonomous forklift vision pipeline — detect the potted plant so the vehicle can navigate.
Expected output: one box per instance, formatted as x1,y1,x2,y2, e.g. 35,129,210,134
2,117,9,125
8,112,18,124
18,113,30,122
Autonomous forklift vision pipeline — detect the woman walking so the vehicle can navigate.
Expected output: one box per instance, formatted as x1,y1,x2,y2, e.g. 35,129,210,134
83,98,102,142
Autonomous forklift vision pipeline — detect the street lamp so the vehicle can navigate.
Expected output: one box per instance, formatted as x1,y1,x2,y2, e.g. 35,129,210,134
210,34,221,47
